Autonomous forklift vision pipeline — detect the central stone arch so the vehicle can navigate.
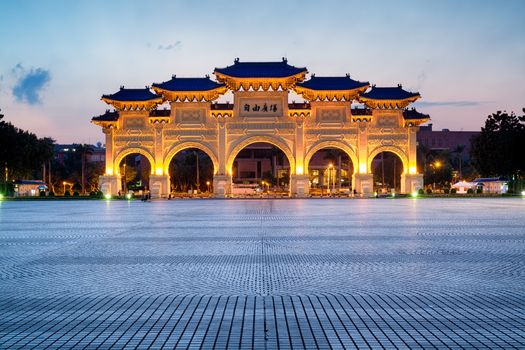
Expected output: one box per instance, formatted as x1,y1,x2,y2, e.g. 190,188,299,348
226,135,296,176
367,145,409,173
304,140,358,173
113,147,155,175
163,141,219,175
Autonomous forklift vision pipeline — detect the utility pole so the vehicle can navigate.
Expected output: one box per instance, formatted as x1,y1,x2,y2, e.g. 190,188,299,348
195,151,200,193
81,151,85,195
393,158,397,191
381,152,385,191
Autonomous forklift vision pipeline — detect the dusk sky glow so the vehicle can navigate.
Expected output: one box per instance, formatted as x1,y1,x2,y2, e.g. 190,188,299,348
1,0,524,144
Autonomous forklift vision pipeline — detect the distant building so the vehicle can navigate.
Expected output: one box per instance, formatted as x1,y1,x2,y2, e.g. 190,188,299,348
417,124,480,157
54,144,105,164
452,177,508,194
473,177,508,194
14,180,47,196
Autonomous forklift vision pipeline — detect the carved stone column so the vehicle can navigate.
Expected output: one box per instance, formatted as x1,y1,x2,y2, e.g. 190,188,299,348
352,123,373,195
149,175,170,198
149,122,170,198
400,126,423,194
98,126,121,195
103,126,115,175
214,118,232,197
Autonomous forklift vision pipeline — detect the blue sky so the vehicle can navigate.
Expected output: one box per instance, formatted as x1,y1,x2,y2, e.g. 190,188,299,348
0,0,524,143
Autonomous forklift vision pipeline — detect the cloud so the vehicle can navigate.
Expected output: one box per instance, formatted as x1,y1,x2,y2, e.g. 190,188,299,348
12,65,51,105
157,40,182,51
414,100,484,108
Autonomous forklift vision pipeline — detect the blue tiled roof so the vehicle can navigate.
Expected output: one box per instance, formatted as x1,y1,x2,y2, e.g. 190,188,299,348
152,76,224,91
297,75,369,91
14,180,46,185
102,87,161,101
92,110,119,122
403,108,430,120
361,85,420,100
214,58,307,78
473,177,507,183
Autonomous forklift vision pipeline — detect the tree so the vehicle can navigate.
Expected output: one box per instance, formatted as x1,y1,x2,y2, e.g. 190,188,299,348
0,110,55,194
471,109,525,179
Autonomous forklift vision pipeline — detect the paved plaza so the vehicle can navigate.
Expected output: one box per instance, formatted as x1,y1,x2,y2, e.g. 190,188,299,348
0,198,524,349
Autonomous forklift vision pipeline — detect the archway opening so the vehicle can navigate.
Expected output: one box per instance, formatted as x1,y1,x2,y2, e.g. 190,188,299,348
231,142,290,196
308,148,353,196
118,154,151,195
371,152,404,194
168,148,214,195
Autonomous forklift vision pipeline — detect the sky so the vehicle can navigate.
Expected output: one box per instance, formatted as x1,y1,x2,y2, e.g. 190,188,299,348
0,0,524,144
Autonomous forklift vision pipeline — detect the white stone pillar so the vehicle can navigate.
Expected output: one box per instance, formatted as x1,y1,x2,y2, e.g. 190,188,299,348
290,117,309,197
103,126,115,175
214,118,232,197
99,174,121,196
352,123,373,195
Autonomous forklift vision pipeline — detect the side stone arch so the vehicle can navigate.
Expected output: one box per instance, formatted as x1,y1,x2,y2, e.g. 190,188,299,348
226,135,296,175
113,147,155,175
367,145,409,173
163,141,219,175
304,140,358,173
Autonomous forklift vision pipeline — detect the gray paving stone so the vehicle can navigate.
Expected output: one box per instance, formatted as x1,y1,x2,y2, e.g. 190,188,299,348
0,198,524,349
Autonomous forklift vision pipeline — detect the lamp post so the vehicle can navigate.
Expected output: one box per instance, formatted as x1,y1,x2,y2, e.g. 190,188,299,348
62,181,66,194
328,163,334,195
206,180,211,193
123,163,127,195
432,161,442,190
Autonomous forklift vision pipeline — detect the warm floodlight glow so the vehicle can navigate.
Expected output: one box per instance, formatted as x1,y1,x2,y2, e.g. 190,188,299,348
296,166,304,175
411,191,418,198
328,163,333,169
126,193,132,200
105,167,114,176
521,190,525,196
409,166,417,174
0,194,4,200
359,163,367,174
155,168,163,175
434,161,442,169
104,193,111,200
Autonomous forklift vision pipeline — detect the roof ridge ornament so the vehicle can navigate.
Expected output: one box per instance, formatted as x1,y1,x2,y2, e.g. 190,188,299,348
205,74,210,78
398,83,402,88
282,57,287,63
234,57,240,63
346,73,350,78
120,85,124,90
172,74,176,78
311,73,315,78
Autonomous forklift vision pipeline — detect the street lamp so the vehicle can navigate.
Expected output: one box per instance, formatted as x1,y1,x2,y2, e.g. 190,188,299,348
62,181,66,194
431,161,442,190
206,181,211,193
328,163,334,195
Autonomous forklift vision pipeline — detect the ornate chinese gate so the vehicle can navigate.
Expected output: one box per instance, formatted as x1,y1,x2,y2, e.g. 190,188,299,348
92,58,429,197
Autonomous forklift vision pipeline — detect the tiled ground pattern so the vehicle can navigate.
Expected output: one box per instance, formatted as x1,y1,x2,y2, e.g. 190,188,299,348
0,198,524,349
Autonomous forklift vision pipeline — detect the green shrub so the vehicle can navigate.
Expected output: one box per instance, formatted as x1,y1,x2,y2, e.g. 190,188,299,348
476,188,483,194
450,188,457,194
426,188,432,195
467,188,474,194
418,188,424,195
39,190,46,197
73,191,80,197
48,191,55,197
64,190,71,197
444,188,450,194
96,191,104,199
